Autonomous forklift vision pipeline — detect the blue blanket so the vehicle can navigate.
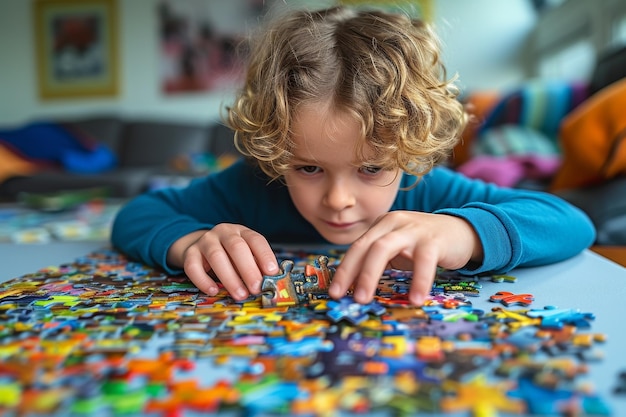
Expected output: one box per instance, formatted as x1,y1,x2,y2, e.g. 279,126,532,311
0,121,117,174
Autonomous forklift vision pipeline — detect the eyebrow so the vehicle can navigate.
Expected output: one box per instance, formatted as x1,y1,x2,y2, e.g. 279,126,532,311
290,157,380,168
289,156,319,165
289,150,378,167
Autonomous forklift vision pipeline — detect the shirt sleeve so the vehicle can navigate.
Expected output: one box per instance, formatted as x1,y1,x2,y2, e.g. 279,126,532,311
111,160,261,273
395,167,597,274
112,160,596,277
111,160,320,273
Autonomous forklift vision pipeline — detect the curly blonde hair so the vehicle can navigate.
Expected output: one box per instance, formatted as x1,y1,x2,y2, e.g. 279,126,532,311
227,5,467,181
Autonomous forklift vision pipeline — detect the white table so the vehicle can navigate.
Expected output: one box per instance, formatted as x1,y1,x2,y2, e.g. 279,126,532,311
466,250,626,415
0,241,108,282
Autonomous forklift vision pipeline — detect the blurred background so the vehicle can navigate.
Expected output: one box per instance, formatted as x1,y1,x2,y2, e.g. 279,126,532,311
1,0,626,253
1,0,624,126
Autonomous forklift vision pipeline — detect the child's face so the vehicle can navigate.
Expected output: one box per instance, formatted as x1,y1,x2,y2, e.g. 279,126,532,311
284,105,403,245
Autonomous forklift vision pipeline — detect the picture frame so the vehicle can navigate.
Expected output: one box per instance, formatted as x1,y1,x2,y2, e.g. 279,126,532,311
158,0,269,95
33,0,119,99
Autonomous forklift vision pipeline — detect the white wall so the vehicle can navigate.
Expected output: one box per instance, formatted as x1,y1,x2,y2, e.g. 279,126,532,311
0,0,536,127
528,0,626,81
435,0,536,92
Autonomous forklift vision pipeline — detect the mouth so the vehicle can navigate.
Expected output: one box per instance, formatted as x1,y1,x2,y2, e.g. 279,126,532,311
324,221,358,229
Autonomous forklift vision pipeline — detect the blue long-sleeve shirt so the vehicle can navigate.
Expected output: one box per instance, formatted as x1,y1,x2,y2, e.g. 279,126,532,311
111,159,596,275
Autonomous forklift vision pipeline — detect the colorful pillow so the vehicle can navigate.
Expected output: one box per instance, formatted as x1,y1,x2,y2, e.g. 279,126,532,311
0,144,38,183
480,80,588,139
550,78,626,192
457,125,561,187
473,125,560,157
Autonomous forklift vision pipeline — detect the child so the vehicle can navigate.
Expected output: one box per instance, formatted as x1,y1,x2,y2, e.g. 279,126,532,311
111,5,595,306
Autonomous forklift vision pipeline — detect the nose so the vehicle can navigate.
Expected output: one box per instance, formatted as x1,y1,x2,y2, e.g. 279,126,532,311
323,178,356,210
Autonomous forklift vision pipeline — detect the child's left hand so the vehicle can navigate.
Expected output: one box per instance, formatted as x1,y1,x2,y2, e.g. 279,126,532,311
328,211,484,305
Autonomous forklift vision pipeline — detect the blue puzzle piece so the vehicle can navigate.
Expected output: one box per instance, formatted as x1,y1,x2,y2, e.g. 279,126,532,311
527,306,595,329
508,377,575,414
265,336,334,356
326,296,386,325
240,377,302,415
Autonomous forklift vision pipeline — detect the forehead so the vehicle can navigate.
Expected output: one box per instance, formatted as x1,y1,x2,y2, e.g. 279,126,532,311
290,104,365,159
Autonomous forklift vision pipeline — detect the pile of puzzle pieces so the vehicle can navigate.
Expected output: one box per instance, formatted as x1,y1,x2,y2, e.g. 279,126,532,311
0,247,612,416
0,200,120,244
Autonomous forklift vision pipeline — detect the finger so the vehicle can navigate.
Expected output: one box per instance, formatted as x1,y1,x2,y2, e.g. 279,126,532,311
351,235,406,304
183,247,220,296
331,226,398,302
242,230,279,276
328,237,372,299
408,247,438,306
222,234,266,295
329,217,400,300
203,245,250,300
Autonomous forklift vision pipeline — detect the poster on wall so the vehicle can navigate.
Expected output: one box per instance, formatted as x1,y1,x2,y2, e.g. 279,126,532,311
159,0,267,95
33,0,119,100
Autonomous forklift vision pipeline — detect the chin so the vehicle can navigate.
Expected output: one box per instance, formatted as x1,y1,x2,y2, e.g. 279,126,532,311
319,231,358,246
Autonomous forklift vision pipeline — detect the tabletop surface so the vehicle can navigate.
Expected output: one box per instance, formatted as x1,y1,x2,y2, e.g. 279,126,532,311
1,243,625,416
467,250,626,415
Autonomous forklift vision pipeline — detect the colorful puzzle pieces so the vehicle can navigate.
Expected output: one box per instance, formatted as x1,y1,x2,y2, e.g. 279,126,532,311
324,296,387,325
0,247,613,416
261,255,334,307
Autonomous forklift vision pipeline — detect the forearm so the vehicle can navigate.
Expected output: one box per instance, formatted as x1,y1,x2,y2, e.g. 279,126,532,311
437,191,596,274
111,193,215,272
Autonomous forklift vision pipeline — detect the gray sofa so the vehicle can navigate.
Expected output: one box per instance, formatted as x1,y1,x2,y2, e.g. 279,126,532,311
0,115,239,199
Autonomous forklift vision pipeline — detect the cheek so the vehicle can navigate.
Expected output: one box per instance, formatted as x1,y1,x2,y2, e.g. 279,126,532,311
287,186,304,207
367,175,402,210
285,176,314,212
368,188,397,213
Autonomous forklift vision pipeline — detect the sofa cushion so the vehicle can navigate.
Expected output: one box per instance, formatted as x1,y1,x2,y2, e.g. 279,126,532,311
63,116,124,155
120,121,210,168
0,116,237,200
209,123,238,156
0,167,157,198
556,176,626,245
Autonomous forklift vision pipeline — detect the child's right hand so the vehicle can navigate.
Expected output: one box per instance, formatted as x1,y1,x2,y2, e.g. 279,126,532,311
167,223,279,300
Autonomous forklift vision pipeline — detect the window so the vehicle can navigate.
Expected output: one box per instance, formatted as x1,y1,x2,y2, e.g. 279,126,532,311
612,14,626,46
537,38,595,81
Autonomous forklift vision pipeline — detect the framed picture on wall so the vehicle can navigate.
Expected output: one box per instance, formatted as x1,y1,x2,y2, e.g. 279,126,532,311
33,0,120,99
158,0,269,95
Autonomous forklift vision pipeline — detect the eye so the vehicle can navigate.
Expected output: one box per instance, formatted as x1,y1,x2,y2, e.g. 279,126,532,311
360,165,382,175
296,165,321,175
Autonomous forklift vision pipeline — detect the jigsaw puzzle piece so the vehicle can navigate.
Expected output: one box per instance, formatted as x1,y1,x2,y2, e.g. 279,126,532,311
261,260,299,307
325,296,386,325
489,291,534,307
261,256,336,308
440,374,526,416
527,306,595,329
